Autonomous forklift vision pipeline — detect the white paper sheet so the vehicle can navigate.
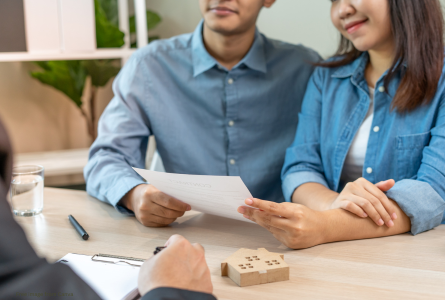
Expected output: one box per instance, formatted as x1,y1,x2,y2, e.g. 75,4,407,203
133,168,254,223
58,254,139,300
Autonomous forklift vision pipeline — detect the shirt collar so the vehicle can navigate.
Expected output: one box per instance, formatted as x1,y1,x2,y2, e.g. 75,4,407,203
331,52,369,79
192,20,267,77
331,52,408,79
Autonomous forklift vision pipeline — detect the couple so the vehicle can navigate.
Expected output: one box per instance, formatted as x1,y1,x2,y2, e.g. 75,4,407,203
3,0,445,299
85,0,445,251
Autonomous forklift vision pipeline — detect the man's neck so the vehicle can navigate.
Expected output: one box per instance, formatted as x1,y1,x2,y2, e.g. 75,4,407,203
202,23,256,70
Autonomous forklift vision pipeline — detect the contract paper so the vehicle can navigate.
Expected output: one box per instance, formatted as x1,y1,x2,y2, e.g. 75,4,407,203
133,168,254,223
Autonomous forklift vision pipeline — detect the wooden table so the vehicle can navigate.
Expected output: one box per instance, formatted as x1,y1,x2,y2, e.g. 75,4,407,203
15,188,445,300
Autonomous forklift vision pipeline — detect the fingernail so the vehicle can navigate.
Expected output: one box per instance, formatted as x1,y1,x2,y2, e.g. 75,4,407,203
388,220,394,227
378,219,384,226
363,213,368,218
237,207,245,214
186,205,192,211
243,214,250,220
245,198,254,205
392,213,397,220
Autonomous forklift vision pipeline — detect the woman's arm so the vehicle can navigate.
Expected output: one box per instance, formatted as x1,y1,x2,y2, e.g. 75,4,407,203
238,198,411,250
291,182,337,211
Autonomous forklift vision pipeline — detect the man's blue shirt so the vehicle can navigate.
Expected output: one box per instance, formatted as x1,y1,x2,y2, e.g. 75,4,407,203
282,53,445,235
84,21,320,212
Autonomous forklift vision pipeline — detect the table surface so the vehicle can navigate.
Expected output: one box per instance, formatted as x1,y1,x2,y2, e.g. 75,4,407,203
15,188,445,300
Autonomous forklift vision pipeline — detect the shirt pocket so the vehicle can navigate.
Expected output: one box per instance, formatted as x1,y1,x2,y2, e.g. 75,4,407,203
396,131,431,180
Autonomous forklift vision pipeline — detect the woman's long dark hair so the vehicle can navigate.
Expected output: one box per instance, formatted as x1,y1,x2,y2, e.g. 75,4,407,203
321,0,444,112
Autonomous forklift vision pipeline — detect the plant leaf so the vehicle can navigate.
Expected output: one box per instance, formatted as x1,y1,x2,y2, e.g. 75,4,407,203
96,0,119,27
82,60,121,87
95,0,125,48
30,61,87,108
129,10,162,34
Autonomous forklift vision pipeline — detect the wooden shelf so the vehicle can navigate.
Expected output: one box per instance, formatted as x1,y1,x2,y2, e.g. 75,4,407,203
0,48,136,62
15,148,90,177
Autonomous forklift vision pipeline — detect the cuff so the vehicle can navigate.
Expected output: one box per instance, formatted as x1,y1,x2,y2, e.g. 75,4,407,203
282,171,329,202
386,179,445,235
141,287,217,300
105,176,147,214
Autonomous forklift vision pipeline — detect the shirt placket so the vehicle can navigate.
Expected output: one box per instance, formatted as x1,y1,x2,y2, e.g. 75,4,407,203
363,84,386,183
225,70,240,176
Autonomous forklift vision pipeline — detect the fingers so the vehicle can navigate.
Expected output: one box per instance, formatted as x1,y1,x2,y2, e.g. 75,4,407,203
139,213,177,227
165,234,186,247
239,206,290,232
340,201,368,218
192,243,205,254
150,202,186,219
375,179,395,192
361,180,397,224
244,198,293,219
147,189,191,212
346,194,388,227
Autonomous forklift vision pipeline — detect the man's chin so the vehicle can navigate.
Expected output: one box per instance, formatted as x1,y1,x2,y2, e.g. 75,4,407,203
204,20,244,36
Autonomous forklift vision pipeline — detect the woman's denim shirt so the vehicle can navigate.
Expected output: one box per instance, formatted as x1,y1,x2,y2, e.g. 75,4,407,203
282,53,445,235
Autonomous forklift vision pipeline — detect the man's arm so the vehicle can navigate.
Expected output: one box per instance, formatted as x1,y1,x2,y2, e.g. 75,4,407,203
84,54,190,227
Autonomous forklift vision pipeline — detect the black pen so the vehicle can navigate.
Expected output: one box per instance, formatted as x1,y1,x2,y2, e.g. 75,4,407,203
153,246,166,255
69,215,89,240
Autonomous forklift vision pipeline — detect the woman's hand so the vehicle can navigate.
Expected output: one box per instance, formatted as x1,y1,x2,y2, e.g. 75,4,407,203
330,178,397,227
237,198,327,249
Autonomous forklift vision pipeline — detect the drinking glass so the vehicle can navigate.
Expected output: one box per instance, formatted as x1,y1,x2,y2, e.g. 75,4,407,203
10,165,44,216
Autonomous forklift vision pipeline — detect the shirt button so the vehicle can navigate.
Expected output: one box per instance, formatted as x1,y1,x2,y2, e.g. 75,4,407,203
228,120,235,127
228,78,234,85
373,126,380,132
366,167,373,174
378,86,385,93
230,159,236,165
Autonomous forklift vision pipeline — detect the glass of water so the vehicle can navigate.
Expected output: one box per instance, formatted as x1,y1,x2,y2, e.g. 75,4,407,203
10,165,44,216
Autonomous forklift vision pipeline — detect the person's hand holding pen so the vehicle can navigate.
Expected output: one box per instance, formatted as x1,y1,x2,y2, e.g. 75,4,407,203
138,235,213,297
120,184,191,227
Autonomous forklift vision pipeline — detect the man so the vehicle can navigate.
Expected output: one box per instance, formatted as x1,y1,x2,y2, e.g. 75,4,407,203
0,120,215,299
85,0,320,227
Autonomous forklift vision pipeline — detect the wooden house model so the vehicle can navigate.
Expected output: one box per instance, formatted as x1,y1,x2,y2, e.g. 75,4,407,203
221,248,289,287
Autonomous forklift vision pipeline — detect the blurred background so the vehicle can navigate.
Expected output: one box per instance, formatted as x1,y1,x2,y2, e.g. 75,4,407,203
0,0,444,189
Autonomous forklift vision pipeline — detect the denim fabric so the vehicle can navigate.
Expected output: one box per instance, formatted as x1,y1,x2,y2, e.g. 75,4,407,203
84,21,320,214
282,53,445,235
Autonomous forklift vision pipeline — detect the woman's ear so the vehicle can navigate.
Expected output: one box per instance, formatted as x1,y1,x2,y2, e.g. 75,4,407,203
263,0,277,9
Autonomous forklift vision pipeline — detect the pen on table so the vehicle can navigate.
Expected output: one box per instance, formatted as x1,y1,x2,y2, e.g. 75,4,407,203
154,246,166,255
69,215,89,240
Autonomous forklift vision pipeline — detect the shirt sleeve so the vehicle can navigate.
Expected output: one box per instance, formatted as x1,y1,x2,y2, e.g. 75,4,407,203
84,54,151,212
386,95,445,235
281,68,329,202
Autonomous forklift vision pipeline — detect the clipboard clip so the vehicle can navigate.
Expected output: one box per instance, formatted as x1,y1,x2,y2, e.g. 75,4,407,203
91,253,145,267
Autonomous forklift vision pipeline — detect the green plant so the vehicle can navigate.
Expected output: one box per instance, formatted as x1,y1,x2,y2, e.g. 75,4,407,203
30,0,161,141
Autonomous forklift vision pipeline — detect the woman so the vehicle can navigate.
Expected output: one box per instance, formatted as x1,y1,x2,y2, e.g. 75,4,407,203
238,0,445,249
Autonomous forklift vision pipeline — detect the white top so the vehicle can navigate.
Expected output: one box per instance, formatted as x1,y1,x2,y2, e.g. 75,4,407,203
341,87,375,183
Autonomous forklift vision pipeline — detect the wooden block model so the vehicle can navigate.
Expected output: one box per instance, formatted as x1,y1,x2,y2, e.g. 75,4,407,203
221,248,289,287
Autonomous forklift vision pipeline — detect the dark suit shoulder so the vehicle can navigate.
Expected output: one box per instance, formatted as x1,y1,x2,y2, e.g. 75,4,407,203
142,287,217,300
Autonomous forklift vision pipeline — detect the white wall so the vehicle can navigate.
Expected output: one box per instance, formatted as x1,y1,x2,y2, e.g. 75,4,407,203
146,0,337,57
257,0,338,57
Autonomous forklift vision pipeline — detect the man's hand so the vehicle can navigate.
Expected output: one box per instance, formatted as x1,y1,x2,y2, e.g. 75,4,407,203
138,235,213,296
121,184,191,227
237,198,327,249
330,178,397,227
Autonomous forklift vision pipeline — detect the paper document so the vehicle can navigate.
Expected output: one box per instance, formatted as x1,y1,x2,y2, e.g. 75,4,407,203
133,168,254,223
58,253,140,300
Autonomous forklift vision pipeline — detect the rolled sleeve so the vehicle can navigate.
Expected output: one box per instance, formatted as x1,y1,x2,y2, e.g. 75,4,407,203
282,171,329,202
387,179,445,235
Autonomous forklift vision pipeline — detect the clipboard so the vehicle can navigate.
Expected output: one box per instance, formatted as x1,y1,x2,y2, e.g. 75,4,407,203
58,253,144,300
